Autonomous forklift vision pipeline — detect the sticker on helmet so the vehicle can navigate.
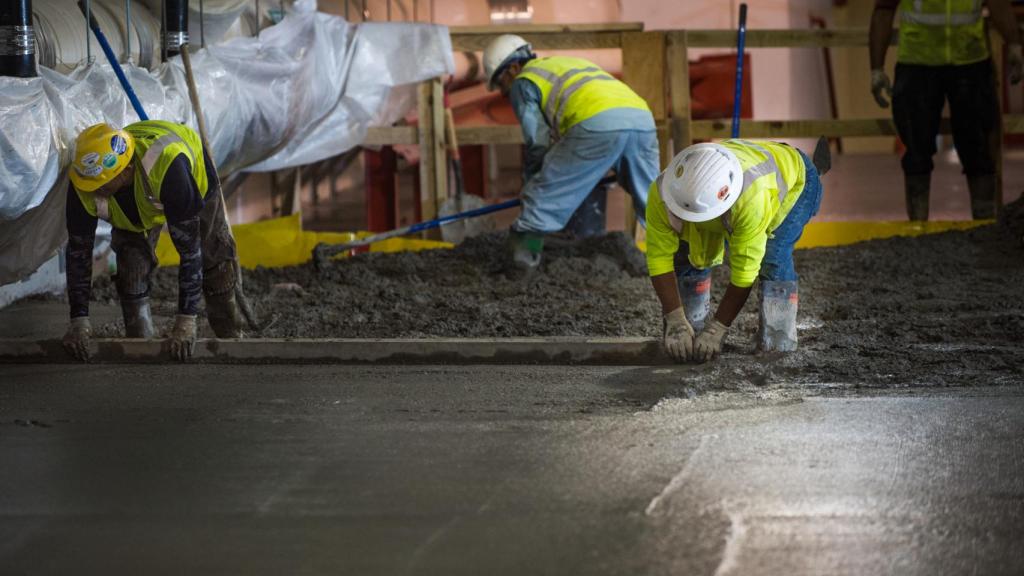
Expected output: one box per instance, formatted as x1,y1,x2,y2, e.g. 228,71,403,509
80,152,100,167
75,164,104,178
675,164,685,178
102,153,118,168
717,185,730,201
110,135,128,155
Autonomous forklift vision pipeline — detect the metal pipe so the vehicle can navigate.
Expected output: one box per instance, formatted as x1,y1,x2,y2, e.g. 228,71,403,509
160,0,165,60
387,0,391,21
164,0,187,58
731,3,747,139
345,0,349,21
86,0,92,64
200,0,205,47
124,0,131,63
254,0,259,33
0,0,37,77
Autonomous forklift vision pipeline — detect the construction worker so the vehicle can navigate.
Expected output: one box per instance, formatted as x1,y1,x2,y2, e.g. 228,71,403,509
62,121,244,362
646,139,827,363
869,0,1023,220
482,34,660,272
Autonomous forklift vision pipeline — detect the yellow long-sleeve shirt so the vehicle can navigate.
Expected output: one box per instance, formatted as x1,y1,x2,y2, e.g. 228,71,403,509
645,140,807,288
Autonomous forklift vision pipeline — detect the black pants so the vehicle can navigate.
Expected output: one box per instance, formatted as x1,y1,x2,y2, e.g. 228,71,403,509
892,59,998,177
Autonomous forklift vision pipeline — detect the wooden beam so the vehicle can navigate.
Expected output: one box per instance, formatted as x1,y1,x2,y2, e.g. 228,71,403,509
692,118,899,139
685,28,881,48
622,31,667,235
667,31,691,155
453,125,523,145
431,78,448,214
365,126,417,146
451,32,624,52
449,23,643,35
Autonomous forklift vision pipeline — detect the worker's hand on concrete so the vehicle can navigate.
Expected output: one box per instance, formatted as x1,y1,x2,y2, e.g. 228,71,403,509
1009,44,1024,85
662,307,696,362
62,317,93,362
168,314,198,361
870,69,893,108
693,319,728,363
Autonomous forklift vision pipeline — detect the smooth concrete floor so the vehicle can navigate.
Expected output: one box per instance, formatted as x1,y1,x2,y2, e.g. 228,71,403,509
1,365,1022,575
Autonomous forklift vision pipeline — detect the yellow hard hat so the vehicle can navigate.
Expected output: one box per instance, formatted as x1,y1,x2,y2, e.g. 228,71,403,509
69,123,136,192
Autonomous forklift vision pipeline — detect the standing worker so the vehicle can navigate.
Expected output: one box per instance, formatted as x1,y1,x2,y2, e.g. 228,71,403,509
646,139,826,363
482,34,661,272
62,121,245,361
869,0,1023,220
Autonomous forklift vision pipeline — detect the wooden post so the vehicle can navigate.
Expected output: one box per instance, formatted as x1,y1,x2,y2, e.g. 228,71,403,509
622,30,667,236
667,31,692,155
417,80,437,224
990,28,1006,217
431,77,448,214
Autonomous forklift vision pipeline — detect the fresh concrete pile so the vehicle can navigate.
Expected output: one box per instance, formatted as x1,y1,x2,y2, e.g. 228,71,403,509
82,225,1024,389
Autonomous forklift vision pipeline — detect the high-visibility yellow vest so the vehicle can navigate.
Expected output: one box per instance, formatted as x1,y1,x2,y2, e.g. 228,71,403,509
76,120,209,233
516,56,651,137
897,0,989,66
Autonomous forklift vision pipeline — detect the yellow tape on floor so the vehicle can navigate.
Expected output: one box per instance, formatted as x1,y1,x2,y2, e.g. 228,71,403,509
157,214,991,267
156,213,452,268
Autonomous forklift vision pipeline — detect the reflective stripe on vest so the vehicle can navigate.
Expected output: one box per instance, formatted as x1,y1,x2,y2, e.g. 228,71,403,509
136,132,196,212
736,140,789,205
897,0,988,65
901,0,981,26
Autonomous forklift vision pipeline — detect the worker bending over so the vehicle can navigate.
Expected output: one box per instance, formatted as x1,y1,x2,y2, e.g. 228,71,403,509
62,121,244,362
647,139,827,363
869,0,1023,220
483,34,661,272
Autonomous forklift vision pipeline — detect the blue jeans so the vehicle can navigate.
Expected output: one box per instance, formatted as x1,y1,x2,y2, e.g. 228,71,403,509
674,149,823,283
513,125,660,233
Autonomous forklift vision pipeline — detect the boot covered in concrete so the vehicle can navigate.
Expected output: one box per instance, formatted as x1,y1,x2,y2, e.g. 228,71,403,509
507,229,544,276
205,290,244,338
120,297,155,338
904,173,930,221
967,174,996,220
758,280,798,352
678,275,711,333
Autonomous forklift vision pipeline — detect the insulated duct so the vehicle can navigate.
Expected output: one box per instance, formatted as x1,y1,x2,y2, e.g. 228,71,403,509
32,0,162,72
0,0,36,77
164,0,188,57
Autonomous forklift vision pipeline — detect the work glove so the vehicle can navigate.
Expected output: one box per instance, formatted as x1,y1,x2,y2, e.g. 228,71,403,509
662,307,695,362
870,69,893,108
693,319,728,363
62,317,93,362
168,314,198,361
1009,44,1023,85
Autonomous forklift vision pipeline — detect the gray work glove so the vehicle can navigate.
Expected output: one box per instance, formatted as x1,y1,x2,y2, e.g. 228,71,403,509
168,314,198,361
870,69,893,108
662,307,695,363
62,317,93,362
1009,44,1023,85
693,319,728,363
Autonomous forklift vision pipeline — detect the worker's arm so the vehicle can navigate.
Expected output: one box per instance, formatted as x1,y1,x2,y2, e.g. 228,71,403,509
65,184,97,320
161,155,206,317
62,186,97,361
988,0,1022,45
645,180,698,362
509,78,550,182
869,1,898,70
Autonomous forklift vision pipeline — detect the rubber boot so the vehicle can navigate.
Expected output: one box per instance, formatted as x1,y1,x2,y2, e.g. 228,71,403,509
205,290,244,338
507,229,544,277
967,174,996,220
121,297,155,338
905,173,930,221
564,184,609,239
758,280,798,352
678,275,711,332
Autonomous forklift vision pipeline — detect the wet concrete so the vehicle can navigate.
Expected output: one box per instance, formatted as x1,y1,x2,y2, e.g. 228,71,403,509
0,364,1022,575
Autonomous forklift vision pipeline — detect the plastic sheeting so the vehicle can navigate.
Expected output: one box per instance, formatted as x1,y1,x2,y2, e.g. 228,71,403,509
0,6,453,286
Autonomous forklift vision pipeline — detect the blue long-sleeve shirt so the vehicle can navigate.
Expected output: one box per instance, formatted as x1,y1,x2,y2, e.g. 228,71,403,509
509,77,657,183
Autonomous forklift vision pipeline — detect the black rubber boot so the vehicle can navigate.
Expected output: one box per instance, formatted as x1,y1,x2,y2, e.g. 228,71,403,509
205,290,244,338
904,173,930,222
121,297,155,338
967,174,996,220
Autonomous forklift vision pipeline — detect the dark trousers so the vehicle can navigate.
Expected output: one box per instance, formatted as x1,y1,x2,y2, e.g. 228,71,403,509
892,59,998,177
111,181,236,303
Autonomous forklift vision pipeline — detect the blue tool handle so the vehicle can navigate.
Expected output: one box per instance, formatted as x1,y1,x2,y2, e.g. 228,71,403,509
731,3,748,139
77,1,150,121
408,198,522,234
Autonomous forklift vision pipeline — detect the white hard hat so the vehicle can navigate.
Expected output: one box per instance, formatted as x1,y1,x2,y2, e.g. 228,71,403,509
484,34,531,91
661,143,743,223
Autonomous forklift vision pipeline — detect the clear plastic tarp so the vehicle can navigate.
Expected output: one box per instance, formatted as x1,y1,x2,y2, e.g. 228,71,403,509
0,3,453,285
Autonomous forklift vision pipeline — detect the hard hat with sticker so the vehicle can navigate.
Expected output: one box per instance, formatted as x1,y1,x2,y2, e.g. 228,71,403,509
111,135,128,155
102,153,118,168
80,152,100,167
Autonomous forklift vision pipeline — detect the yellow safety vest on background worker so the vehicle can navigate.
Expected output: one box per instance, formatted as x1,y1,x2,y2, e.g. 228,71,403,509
516,56,651,137
645,140,806,288
897,0,989,66
75,120,209,233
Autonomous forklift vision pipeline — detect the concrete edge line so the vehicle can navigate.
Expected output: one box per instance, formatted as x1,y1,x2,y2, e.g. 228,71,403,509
0,337,671,365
